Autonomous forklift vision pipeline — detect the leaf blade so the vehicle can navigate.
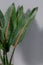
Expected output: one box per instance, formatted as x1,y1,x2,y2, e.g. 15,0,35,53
13,7,38,48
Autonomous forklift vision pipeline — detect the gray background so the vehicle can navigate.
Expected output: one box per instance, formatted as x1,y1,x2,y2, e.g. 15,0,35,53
0,0,43,65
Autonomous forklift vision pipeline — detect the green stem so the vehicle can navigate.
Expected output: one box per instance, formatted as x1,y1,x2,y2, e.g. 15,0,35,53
5,53,9,65
9,48,15,65
3,51,8,65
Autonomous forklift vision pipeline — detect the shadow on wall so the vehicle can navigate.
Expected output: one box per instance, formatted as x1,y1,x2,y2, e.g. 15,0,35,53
18,20,43,65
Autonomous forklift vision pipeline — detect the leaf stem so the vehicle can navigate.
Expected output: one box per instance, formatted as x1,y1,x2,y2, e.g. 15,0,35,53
9,48,15,65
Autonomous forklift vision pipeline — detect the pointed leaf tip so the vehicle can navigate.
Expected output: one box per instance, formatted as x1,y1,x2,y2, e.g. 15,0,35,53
29,7,38,20
21,6,23,9
12,3,14,5
34,7,38,10
33,7,38,13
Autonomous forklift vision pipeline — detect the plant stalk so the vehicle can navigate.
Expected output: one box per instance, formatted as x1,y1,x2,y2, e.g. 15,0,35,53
9,48,15,65
3,51,8,65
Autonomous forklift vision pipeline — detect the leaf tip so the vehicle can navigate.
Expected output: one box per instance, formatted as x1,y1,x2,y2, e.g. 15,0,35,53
12,3,14,5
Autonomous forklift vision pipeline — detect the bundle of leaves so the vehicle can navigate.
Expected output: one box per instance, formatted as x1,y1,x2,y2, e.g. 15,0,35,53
0,3,38,65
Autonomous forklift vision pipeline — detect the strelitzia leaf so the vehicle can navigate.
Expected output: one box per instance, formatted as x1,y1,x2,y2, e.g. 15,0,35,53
0,10,5,43
17,6,23,28
0,42,3,49
11,3,17,30
0,3,38,65
0,10,5,28
9,7,38,47
29,7,38,21
10,10,30,45
4,3,17,40
0,3,38,53
8,6,23,46
0,27,4,44
18,7,38,43
13,7,38,48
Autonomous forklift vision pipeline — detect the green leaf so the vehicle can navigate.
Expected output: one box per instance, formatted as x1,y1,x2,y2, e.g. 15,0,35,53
0,10,5,28
0,10,5,43
3,3,18,51
29,7,38,20
4,3,17,39
17,6,23,28
5,3,16,30
11,3,17,30
9,9,30,46
0,3,38,53
0,27,4,44
9,6,24,46
13,7,38,47
18,7,38,44
0,42,3,49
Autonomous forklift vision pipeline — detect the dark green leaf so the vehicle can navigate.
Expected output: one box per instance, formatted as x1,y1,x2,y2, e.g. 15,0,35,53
0,42,3,49
0,10,5,28
0,10,5,43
